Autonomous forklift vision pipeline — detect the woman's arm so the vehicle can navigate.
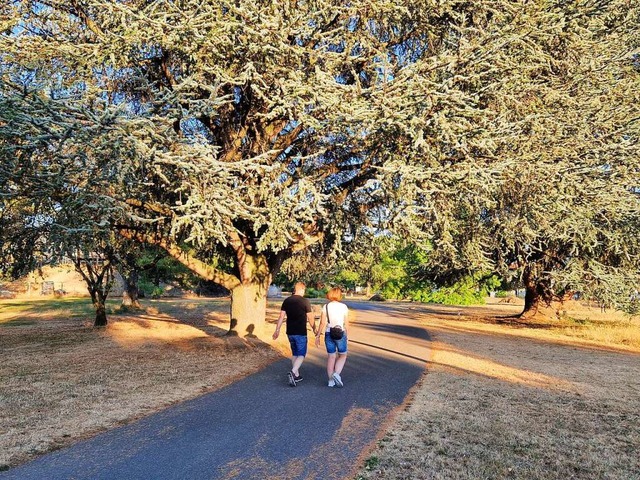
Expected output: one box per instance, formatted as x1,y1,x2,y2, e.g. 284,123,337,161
344,307,349,332
315,307,327,347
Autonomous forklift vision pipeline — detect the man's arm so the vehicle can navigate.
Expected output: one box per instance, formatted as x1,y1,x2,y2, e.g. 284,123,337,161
307,311,317,335
272,310,286,340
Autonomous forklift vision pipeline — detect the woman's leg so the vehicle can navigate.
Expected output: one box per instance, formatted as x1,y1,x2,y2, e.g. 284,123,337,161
334,334,348,375
334,352,347,375
326,353,337,379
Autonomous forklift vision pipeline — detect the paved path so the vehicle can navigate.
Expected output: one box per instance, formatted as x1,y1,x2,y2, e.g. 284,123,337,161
1,302,431,480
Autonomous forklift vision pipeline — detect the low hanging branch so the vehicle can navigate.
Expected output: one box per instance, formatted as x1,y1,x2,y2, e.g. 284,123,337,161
118,228,242,291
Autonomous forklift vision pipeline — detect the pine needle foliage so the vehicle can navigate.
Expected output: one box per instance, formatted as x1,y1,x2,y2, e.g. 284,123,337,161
1,1,639,328
412,2,640,315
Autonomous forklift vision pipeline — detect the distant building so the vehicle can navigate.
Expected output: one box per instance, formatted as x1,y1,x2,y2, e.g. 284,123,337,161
267,285,282,298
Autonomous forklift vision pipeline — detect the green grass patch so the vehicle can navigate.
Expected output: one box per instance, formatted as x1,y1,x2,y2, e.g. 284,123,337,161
567,317,590,326
364,456,380,470
0,297,123,325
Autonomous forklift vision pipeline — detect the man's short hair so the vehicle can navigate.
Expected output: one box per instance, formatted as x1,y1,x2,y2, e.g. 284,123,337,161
293,282,306,293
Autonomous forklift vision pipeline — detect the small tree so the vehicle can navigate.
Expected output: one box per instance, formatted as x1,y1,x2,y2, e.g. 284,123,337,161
70,241,115,327
116,243,162,310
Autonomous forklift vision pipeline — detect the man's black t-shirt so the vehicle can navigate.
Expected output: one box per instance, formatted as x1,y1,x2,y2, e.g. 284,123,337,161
281,295,313,336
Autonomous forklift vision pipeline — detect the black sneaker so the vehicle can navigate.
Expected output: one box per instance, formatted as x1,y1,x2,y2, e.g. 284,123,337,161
288,371,303,386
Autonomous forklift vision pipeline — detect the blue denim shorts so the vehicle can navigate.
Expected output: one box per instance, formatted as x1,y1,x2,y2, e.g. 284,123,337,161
324,332,348,354
288,335,308,357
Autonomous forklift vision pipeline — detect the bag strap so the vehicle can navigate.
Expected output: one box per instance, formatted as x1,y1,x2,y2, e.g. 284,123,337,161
326,302,342,330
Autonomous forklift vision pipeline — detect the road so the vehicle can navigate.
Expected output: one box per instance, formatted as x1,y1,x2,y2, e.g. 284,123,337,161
1,301,431,480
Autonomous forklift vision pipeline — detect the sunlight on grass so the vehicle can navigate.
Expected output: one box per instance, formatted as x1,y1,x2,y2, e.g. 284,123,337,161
107,319,209,347
106,301,223,346
0,298,105,324
418,314,640,353
0,301,34,319
556,322,640,349
431,343,578,391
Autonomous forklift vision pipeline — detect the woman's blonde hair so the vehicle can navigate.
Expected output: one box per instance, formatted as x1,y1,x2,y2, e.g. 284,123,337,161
326,287,342,302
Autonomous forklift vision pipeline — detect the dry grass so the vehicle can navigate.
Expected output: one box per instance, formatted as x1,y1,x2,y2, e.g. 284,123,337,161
0,297,283,470
3,295,640,479
356,300,640,480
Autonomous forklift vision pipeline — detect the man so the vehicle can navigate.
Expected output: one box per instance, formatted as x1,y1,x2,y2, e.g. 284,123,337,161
272,282,316,386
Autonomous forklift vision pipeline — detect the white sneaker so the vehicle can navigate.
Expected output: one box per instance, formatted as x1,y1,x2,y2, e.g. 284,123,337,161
328,379,336,387
332,372,343,388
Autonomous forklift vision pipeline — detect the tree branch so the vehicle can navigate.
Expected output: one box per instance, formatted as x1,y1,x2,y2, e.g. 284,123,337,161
119,229,241,290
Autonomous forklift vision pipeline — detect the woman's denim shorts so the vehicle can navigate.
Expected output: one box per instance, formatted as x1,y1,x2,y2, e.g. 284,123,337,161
324,332,348,354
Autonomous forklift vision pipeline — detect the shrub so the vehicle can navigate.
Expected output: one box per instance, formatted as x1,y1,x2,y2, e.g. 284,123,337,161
305,287,328,298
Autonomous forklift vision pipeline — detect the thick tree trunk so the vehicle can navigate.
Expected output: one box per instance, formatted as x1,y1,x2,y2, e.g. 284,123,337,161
522,285,540,317
520,266,556,320
227,248,272,338
520,285,551,320
520,273,572,321
229,282,268,337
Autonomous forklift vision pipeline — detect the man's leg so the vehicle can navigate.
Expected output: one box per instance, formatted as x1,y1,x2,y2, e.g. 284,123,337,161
292,355,305,376
287,335,308,386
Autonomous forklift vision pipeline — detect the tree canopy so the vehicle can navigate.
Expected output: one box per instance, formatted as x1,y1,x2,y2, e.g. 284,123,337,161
415,2,640,316
1,1,639,331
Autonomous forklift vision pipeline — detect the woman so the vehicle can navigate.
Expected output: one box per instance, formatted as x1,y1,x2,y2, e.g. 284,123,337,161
315,287,349,387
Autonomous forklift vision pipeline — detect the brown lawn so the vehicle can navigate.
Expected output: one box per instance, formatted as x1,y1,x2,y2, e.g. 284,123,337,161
355,299,640,480
0,297,287,470
1,296,639,479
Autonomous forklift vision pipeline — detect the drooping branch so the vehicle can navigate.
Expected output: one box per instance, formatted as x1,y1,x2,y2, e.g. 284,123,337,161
119,228,241,290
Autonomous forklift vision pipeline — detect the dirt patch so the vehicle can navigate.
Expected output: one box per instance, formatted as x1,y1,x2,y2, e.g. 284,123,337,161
0,298,285,470
356,302,640,480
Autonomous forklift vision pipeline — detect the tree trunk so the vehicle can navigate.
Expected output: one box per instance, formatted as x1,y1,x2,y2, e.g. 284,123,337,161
520,272,572,321
122,271,141,308
94,302,108,327
520,266,555,320
229,282,268,337
76,259,112,328
522,284,540,317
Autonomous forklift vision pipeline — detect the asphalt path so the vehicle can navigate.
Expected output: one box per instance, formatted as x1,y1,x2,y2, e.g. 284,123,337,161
1,301,431,480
